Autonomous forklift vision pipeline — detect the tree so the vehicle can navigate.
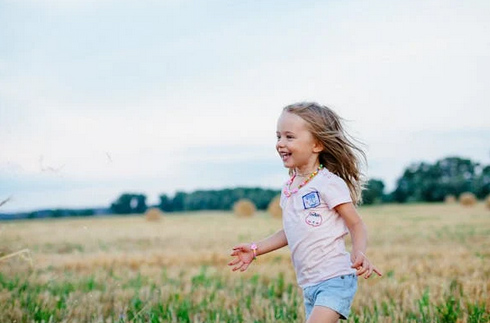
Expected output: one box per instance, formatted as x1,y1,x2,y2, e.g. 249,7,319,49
134,194,147,214
172,191,187,212
155,187,281,212
392,157,481,203
362,179,385,205
393,162,430,203
475,165,490,198
158,194,173,212
110,193,148,214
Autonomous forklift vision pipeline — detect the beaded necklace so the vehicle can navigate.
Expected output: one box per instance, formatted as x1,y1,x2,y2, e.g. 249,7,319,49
283,164,324,197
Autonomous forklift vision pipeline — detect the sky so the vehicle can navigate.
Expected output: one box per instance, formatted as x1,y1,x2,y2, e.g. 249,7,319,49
1,0,489,213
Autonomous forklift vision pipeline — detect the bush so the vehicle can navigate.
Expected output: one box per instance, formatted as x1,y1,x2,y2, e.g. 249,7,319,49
267,195,282,218
459,192,477,206
144,208,163,221
233,199,256,217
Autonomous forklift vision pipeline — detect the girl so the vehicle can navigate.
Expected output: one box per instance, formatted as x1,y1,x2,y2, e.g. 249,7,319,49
228,102,382,323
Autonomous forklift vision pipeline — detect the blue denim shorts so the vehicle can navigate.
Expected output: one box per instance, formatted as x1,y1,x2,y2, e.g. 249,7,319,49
303,274,358,320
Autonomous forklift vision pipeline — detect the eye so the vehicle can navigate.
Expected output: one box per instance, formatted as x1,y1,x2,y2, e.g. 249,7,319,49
286,135,294,140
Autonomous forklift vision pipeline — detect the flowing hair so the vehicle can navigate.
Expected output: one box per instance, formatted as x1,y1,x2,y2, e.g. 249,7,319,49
283,102,366,205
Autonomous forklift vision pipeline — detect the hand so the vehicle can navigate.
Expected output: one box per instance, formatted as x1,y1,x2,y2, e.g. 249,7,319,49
228,243,255,272
351,251,382,279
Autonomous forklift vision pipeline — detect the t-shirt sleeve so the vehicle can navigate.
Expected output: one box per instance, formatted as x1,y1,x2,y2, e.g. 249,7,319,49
322,175,352,209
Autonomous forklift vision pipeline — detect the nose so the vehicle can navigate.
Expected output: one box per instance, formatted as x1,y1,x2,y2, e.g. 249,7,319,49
276,137,285,149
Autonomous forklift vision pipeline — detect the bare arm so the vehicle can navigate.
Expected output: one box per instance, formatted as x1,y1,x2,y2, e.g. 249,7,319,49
335,202,382,279
255,229,288,256
228,229,288,272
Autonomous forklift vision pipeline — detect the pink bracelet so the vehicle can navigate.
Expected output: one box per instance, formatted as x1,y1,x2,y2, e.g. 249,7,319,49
250,243,257,260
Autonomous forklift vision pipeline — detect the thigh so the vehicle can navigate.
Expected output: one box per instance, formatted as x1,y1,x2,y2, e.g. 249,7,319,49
306,305,340,323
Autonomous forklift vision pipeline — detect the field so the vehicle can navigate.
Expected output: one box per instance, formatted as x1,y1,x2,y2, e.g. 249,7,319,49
1,203,489,322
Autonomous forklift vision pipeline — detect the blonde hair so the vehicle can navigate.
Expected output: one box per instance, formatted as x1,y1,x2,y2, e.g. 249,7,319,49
283,102,366,205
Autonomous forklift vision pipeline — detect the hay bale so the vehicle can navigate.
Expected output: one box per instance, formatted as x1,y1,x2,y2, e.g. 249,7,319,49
233,199,256,217
267,195,282,218
485,195,490,210
144,208,163,221
444,195,456,204
459,192,477,207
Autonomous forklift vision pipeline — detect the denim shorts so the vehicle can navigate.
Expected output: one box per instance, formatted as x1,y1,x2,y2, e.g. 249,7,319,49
303,274,358,320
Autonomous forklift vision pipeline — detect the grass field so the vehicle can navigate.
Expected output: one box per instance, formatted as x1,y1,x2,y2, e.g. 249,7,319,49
1,203,489,322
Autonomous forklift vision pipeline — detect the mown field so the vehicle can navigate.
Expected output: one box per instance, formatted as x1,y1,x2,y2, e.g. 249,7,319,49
0,203,489,322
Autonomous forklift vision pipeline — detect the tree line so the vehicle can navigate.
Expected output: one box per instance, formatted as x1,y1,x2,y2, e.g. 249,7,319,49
2,156,488,220
109,156,490,214
361,156,489,204
110,188,280,215
391,156,489,203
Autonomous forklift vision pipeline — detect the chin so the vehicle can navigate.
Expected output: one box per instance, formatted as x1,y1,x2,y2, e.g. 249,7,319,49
282,162,294,169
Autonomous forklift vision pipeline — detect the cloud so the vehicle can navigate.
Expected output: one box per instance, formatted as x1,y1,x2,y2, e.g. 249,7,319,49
1,0,490,212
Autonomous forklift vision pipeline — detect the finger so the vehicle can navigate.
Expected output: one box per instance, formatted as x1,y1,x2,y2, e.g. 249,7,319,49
356,266,368,277
232,262,244,271
351,259,363,268
360,261,372,278
228,258,240,266
364,267,373,279
373,266,383,277
240,262,250,272
233,244,249,251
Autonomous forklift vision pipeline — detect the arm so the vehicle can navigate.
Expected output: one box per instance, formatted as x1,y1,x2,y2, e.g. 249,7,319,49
228,229,288,272
335,202,382,279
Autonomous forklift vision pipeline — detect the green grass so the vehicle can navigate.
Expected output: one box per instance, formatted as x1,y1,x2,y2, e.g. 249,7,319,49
0,268,488,322
1,203,489,322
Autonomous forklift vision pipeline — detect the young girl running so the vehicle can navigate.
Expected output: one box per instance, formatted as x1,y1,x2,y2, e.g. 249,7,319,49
228,102,382,322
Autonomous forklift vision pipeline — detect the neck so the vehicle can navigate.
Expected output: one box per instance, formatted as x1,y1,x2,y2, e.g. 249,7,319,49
294,164,322,177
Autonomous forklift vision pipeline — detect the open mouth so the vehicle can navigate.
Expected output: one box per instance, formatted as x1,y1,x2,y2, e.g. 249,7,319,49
279,152,291,161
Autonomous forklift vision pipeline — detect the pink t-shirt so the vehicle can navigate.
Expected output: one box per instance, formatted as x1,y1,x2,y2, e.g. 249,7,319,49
280,168,356,288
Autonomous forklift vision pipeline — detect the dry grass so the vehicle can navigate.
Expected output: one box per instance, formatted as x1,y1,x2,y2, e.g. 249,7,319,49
444,194,456,203
459,192,477,206
486,195,490,210
1,203,489,322
267,195,282,218
233,199,256,217
144,208,163,222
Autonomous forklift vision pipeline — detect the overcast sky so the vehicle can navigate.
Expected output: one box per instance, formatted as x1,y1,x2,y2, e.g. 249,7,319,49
1,0,489,213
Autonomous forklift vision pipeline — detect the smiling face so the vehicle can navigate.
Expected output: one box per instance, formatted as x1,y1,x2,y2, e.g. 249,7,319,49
276,111,323,174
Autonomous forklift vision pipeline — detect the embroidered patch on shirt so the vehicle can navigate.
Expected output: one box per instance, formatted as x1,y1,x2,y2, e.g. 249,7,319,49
302,191,320,209
305,212,323,227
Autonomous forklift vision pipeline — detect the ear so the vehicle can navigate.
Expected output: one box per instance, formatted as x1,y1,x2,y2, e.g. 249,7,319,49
312,140,324,153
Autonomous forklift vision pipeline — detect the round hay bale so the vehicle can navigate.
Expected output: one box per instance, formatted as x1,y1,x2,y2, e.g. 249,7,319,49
444,195,456,204
233,199,256,217
267,195,282,218
459,192,477,207
485,195,490,210
144,208,163,221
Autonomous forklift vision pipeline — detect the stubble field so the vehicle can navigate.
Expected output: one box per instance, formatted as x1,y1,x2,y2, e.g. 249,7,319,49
0,203,489,322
